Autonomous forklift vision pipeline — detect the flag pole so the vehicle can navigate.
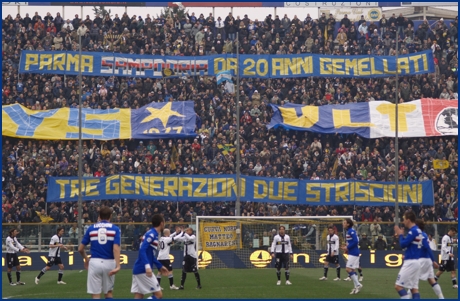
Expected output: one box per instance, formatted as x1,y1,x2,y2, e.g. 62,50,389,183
235,32,241,217
77,33,83,243
394,34,400,224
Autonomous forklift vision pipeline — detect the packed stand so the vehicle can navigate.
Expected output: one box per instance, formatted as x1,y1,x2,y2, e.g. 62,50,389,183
1,10,458,249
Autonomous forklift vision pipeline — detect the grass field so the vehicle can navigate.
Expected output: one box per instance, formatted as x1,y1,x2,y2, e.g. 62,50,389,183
2,268,458,299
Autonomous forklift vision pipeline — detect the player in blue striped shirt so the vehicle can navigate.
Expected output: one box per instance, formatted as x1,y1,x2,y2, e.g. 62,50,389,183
341,218,363,294
394,211,423,299
131,214,169,299
78,206,121,299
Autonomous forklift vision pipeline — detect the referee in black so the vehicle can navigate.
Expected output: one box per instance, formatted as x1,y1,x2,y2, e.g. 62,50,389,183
5,228,30,286
271,226,293,286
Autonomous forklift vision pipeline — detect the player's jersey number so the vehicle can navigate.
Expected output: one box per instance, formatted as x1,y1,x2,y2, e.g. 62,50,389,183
98,228,107,245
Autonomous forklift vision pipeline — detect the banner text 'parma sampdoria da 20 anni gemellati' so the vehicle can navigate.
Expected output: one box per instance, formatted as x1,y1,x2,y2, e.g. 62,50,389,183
2,101,196,140
268,99,458,138
46,175,434,206
19,50,434,79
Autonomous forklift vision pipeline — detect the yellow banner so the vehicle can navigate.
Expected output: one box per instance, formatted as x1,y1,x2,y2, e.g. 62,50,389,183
433,159,450,169
200,222,238,251
2,104,131,140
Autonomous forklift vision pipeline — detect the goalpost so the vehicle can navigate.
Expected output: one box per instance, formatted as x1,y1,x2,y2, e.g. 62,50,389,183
195,216,352,270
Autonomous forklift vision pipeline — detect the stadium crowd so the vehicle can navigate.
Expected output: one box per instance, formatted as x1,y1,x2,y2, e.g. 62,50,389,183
1,9,458,249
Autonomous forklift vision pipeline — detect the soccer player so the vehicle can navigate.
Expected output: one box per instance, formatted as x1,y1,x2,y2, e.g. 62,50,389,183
435,227,458,289
78,206,121,299
271,225,293,286
173,227,202,290
131,214,169,299
394,211,423,299
319,226,341,281
35,227,68,285
5,228,30,286
415,219,445,299
341,218,363,294
157,227,182,290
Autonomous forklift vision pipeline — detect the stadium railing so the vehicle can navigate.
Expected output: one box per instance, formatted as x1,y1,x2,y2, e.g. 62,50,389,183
2,221,457,252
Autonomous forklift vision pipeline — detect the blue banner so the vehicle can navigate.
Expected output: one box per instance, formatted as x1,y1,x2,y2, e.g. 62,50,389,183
19,50,434,79
3,250,443,271
2,101,196,140
47,175,434,206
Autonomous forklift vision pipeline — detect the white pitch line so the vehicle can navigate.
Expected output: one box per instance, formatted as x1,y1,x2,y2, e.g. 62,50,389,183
2,292,77,299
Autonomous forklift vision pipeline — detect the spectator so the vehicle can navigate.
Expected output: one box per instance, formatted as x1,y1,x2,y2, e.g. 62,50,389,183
374,234,387,250
358,234,372,250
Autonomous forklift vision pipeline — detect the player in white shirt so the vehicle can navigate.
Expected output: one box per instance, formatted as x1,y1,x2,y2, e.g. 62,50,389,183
435,227,458,289
5,228,30,286
173,227,202,290
156,227,182,290
35,227,67,285
320,227,341,281
415,219,445,299
271,226,293,286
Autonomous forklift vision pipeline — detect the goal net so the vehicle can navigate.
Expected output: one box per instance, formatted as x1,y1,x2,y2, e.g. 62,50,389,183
195,216,352,270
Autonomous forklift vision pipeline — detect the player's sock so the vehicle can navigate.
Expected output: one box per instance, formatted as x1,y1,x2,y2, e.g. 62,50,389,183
180,272,186,286
37,268,46,279
157,274,162,285
58,270,63,281
432,282,444,299
350,272,359,287
276,270,281,281
336,266,341,278
285,270,290,281
194,272,201,286
323,266,328,277
452,278,457,285
412,293,420,299
16,271,21,282
398,289,409,299
358,268,363,277
435,276,439,281
148,296,157,299
168,274,174,286
7,272,12,283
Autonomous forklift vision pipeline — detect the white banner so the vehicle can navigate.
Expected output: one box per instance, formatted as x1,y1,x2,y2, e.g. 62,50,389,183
319,7,382,22
285,2,379,7
2,2,28,5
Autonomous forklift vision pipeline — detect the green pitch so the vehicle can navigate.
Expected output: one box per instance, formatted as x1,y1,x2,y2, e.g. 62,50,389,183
2,268,458,299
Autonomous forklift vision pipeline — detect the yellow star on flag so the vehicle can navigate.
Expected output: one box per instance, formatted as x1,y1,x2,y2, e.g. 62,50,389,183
140,102,185,127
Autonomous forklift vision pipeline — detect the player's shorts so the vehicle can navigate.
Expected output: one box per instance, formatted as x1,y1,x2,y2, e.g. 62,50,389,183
6,253,19,268
131,273,161,294
419,258,435,281
325,255,339,265
183,255,198,273
159,259,173,272
87,258,116,295
275,253,290,269
395,259,421,289
46,256,63,267
346,255,360,269
439,259,456,272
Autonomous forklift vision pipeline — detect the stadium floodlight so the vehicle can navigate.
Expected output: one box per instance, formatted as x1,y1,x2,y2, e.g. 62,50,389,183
195,215,352,270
